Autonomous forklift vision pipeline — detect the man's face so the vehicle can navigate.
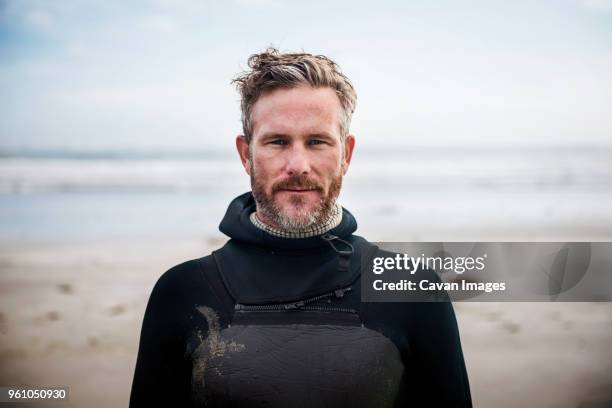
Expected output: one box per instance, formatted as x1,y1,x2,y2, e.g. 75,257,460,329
236,85,355,230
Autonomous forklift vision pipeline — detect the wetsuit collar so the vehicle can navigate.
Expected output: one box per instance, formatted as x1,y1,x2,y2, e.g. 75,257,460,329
219,192,358,251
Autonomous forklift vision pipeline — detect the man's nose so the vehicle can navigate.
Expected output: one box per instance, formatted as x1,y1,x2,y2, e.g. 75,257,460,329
284,145,311,175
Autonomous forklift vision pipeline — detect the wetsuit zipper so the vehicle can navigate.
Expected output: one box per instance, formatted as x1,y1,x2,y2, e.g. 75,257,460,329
234,286,356,314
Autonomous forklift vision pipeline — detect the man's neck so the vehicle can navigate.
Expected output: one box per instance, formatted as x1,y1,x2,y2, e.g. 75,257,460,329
250,203,343,239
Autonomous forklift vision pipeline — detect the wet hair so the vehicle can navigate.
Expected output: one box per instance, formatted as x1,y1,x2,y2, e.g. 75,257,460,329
232,47,357,143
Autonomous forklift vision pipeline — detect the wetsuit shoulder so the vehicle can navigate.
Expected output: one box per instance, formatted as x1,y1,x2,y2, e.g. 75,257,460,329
129,255,231,408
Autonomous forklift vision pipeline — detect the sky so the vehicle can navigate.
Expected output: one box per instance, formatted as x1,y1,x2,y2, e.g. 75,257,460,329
0,0,611,153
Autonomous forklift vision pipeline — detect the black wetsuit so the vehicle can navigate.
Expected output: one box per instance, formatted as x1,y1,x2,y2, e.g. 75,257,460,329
129,192,472,407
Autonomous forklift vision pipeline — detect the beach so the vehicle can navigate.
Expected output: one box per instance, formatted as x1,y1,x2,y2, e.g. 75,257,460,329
1,237,611,407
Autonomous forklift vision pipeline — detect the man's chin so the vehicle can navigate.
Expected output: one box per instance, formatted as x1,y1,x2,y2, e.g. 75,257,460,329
275,206,321,230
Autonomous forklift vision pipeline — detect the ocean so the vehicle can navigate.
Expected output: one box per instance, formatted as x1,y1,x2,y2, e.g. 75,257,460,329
1,146,611,242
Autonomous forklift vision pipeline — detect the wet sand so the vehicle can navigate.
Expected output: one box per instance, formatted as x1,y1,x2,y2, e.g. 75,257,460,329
1,237,611,407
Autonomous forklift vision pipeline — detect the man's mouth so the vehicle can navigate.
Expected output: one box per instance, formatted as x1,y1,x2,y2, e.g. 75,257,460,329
272,176,323,195
277,188,320,196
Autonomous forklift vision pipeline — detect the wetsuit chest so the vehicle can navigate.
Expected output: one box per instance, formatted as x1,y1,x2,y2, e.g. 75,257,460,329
190,295,405,408
186,243,408,408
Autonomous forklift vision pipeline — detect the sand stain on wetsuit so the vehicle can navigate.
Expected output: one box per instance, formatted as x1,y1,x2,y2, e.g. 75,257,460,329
191,306,246,388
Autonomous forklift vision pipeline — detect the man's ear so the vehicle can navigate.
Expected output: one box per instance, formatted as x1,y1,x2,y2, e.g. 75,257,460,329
236,135,251,175
341,134,356,175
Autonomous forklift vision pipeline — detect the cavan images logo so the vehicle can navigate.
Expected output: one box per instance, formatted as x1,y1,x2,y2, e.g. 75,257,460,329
365,243,598,302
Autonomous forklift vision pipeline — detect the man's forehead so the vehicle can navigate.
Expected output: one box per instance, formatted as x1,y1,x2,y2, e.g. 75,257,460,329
251,86,343,138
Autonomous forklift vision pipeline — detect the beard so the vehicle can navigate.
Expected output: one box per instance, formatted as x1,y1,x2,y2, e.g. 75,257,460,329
250,163,343,231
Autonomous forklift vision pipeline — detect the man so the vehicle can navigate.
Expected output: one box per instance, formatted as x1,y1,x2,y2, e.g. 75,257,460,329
130,48,472,407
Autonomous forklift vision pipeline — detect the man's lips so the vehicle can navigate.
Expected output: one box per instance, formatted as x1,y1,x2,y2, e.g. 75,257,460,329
278,188,318,192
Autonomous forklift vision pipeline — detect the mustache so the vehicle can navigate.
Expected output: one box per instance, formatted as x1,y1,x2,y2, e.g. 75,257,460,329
271,175,324,193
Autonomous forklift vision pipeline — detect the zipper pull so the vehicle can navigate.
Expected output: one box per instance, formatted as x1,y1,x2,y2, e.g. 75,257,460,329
334,287,353,298
234,303,244,311
284,300,305,310
321,234,354,256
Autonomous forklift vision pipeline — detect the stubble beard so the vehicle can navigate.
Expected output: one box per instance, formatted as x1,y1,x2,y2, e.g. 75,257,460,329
250,160,343,231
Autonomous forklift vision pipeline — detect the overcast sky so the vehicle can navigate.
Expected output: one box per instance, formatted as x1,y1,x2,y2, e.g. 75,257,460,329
1,0,611,152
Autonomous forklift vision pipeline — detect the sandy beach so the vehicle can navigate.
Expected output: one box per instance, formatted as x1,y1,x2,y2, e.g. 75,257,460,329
1,235,611,407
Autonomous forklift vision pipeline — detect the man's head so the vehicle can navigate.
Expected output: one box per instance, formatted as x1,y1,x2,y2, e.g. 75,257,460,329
233,48,357,231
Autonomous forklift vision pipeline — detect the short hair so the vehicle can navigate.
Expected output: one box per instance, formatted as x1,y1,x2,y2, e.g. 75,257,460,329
232,47,357,143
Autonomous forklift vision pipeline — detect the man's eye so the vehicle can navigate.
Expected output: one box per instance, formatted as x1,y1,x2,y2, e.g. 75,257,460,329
269,139,288,145
308,139,325,145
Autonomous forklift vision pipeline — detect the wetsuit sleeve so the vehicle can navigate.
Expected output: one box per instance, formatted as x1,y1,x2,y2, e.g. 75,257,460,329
129,264,194,407
404,301,472,407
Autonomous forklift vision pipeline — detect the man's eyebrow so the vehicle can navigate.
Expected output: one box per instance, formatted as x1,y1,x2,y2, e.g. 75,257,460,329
258,132,336,141
308,132,335,140
259,133,289,141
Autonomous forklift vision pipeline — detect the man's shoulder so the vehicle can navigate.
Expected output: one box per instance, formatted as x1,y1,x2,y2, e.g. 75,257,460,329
164,254,215,275
151,254,217,294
